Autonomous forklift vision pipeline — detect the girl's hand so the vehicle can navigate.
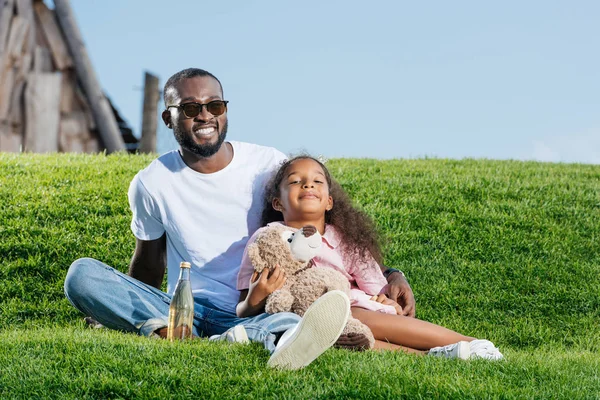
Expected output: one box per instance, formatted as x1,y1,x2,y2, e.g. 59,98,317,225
246,264,286,309
371,293,403,315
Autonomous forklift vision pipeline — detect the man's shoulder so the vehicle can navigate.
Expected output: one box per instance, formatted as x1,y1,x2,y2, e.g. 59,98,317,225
136,150,180,178
130,150,180,191
231,141,286,165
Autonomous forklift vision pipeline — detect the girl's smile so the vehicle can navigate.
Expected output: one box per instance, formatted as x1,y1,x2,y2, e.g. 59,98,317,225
299,191,319,200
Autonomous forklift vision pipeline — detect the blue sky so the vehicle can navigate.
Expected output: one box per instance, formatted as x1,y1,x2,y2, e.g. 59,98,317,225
68,1,599,163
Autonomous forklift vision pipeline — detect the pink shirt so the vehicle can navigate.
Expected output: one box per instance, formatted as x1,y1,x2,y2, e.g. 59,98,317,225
237,222,397,315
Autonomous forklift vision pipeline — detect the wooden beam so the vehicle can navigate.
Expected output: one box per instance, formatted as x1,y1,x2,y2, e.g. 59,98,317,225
3,76,24,152
10,52,29,127
33,44,52,72
1,15,29,120
0,119,21,152
53,0,125,153
0,66,15,119
17,51,31,77
85,133,100,153
139,71,159,153
74,83,96,130
33,1,72,70
24,71,62,152
15,0,35,54
9,77,25,126
59,69,75,113
5,15,28,63
58,110,88,152
0,0,15,54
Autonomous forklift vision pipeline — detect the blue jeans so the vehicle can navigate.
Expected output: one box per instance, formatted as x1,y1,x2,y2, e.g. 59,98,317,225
64,258,300,354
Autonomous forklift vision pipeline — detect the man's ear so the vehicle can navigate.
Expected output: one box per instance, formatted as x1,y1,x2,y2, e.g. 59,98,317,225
161,110,172,129
272,198,283,212
326,196,333,211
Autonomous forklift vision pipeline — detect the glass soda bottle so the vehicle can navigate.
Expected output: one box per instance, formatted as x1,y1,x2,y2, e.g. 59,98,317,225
167,261,194,341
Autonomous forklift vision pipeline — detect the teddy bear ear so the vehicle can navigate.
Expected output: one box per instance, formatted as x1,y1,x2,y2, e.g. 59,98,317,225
248,243,265,271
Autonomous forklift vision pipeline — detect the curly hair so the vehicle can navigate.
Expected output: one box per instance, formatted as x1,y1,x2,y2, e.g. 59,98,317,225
261,155,383,265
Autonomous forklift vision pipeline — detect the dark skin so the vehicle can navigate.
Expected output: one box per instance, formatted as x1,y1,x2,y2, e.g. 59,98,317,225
381,270,415,317
94,75,417,343
128,233,167,289
128,235,170,338
161,75,233,174
128,75,234,337
235,258,414,350
131,75,233,288
337,270,415,349
236,159,416,349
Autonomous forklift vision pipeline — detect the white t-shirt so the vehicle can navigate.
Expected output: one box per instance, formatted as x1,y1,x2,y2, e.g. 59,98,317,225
128,141,287,313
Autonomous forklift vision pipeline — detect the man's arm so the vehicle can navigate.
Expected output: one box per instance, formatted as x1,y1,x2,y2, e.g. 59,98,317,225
128,233,167,289
379,264,416,317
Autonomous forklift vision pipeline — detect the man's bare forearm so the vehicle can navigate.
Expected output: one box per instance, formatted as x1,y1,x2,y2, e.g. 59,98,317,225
128,257,164,289
128,234,167,289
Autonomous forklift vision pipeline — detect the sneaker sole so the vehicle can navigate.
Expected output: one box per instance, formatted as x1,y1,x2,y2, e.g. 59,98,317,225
267,290,350,370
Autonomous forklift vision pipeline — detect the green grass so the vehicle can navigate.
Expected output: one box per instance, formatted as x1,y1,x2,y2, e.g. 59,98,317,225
1,153,599,399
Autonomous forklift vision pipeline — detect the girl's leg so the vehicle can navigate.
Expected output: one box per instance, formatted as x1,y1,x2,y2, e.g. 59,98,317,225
352,307,475,351
373,339,425,354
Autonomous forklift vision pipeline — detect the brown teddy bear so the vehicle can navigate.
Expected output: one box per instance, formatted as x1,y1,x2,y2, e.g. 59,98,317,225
247,224,375,349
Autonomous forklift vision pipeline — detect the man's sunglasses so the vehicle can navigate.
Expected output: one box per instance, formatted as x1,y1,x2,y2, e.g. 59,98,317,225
167,100,229,118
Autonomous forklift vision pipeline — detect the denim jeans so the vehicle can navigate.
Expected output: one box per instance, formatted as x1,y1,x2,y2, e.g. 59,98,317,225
64,258,300,354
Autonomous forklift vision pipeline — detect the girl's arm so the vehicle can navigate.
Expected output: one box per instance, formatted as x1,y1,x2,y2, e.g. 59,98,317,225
236,265,286,317
350,256,390,296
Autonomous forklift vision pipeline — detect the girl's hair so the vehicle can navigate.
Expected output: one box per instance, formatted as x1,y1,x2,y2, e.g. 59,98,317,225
261,155,383,265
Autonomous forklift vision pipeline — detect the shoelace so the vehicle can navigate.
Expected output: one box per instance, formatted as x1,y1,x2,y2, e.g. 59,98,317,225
430,344,457,355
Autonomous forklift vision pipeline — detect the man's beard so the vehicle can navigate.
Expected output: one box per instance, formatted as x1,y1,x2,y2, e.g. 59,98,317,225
173,120,228,158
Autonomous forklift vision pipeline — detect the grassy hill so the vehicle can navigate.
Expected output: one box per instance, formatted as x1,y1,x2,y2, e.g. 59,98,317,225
0,153,598,399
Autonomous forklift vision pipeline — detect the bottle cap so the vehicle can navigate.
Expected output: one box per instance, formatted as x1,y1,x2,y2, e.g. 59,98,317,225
180,261,191,269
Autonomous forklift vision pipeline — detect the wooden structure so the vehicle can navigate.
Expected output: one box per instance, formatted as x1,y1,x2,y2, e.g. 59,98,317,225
139,72,159,154
0,0,131,153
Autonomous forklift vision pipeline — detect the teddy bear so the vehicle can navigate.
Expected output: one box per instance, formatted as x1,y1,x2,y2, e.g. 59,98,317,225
247,224,375,349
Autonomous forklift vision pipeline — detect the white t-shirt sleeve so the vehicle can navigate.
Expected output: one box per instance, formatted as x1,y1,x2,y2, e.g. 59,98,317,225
236,228,265,290
128,173,165,241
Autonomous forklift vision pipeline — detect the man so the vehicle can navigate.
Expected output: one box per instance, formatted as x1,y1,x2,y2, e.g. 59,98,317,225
64,68,414,368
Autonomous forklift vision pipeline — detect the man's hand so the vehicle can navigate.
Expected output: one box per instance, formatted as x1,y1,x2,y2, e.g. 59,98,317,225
381,272,416,317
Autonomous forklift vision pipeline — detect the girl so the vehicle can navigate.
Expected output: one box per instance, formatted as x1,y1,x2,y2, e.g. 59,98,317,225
236,156,503,360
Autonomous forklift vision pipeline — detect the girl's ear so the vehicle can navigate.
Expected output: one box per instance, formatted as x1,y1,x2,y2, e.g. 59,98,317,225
272,198,283,211
326,196,333,211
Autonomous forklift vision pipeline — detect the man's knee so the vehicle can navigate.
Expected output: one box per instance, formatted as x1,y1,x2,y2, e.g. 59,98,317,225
64,258,107,299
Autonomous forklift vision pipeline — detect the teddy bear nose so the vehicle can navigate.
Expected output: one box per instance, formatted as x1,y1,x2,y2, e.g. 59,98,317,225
302,225,317,237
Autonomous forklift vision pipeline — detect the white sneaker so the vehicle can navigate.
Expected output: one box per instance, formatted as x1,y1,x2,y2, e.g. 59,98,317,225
469,339,504,360
267,290,350,370
209,325,250,344
428,341,471,359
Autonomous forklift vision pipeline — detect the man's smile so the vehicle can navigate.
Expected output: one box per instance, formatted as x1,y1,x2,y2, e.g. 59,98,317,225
193,126,217,136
